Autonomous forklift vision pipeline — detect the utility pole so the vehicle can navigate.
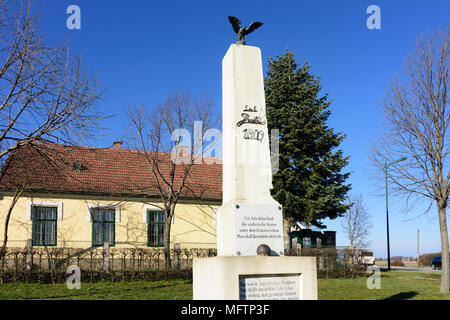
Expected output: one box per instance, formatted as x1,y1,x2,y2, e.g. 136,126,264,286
384,157,407,271
417,229,420,266
385,161,391,270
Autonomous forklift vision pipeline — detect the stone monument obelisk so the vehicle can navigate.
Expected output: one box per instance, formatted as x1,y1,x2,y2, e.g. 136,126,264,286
218,42,285,258
193,17,317,300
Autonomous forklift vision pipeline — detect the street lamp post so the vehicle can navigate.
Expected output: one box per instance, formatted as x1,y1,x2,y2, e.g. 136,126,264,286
384,157,407,271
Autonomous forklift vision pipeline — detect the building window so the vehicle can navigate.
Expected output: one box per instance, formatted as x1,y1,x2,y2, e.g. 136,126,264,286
147,210,165,247
316,238,322,248
32,206,57,246
91,208,115,246
303,237,311,248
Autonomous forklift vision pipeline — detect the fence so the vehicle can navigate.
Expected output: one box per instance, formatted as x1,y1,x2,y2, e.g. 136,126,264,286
0,240,217,283
285,246,368,278
0,242,365,283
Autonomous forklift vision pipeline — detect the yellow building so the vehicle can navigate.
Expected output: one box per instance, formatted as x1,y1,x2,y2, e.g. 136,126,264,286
0,142,222,249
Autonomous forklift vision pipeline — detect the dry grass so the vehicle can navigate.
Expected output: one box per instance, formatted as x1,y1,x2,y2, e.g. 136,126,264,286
376,260,419,267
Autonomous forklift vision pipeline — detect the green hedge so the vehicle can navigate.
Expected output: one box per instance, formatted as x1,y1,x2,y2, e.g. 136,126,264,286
0,269,192,284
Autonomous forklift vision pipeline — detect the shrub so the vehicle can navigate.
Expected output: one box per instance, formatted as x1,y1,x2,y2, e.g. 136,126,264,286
391,260,405,267
419,252,441,266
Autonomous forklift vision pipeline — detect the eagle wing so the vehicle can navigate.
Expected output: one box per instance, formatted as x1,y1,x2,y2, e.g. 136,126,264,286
228,16,241,34
245,21,263,35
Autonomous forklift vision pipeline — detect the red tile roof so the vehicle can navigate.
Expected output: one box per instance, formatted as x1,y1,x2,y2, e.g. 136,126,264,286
0,143,222,201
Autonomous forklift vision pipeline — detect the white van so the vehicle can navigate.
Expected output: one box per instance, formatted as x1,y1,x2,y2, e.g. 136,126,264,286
357,251,375,265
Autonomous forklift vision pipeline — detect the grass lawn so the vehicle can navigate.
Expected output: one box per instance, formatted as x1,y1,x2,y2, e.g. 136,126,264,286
318,270,450,300
0,279,193,300
0,270,449,300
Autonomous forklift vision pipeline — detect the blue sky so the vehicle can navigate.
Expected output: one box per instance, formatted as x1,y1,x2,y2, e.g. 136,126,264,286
36,0,449,258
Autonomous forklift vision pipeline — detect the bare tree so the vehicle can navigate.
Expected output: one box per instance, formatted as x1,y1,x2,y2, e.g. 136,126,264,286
127,91,218,268
371,29,449,292
0,142,77,254
0,0,104,162
341,194,372,250
0,1,104,256
0,176,25,257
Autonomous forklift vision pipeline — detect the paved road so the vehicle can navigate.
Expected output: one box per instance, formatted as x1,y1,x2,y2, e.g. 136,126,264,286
370,265,441,273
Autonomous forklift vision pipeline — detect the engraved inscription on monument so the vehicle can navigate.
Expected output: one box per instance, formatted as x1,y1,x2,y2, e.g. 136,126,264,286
239,274,301,300
234,203,284,256
237,105,266,142
237,215,281,239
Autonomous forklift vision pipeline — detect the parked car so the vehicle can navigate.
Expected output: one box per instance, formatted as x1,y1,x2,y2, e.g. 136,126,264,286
430,256,450,270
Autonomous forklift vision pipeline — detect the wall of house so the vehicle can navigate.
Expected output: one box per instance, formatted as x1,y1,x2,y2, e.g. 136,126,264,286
0,193,218,249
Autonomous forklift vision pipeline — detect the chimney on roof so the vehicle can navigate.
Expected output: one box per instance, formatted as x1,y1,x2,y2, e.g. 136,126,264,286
179,145,189,157
113,141,122,150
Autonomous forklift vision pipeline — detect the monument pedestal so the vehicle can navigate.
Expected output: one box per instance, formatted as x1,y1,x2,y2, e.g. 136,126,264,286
193,256,317,300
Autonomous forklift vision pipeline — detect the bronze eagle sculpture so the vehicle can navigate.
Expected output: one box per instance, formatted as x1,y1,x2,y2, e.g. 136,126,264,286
228,16,263,45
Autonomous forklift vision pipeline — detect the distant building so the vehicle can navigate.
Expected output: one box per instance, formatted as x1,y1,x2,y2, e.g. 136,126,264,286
289,229,336,249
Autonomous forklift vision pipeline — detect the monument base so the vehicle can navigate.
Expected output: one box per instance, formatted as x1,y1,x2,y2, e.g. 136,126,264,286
193,256,317,300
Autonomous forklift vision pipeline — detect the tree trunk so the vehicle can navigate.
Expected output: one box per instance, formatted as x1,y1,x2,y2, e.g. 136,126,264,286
2,206,14,253
283,217,291,251
438,201,449,292
1,190,23,257
164,215,172,269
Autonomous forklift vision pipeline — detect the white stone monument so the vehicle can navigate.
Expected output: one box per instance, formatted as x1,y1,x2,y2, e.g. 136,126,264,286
193,43,317,300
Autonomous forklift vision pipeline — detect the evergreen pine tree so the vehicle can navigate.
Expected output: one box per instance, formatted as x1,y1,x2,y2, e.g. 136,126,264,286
265,51,351,229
